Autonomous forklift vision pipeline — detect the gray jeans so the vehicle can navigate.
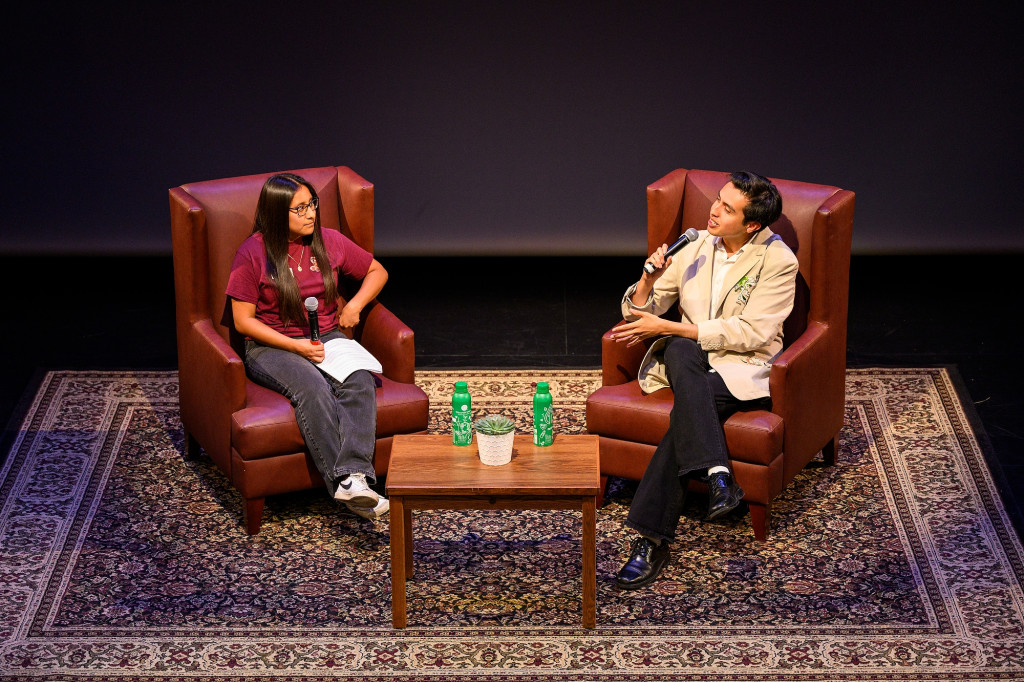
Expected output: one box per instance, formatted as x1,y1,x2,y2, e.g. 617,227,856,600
244,329,377,493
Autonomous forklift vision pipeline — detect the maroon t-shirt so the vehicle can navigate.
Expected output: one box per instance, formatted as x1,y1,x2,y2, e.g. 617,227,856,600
226,230,373,338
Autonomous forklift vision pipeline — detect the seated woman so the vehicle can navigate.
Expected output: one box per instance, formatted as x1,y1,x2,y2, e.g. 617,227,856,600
226,172,389,521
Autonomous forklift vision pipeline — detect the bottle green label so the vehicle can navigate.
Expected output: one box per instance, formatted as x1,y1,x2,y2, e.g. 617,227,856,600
533,398,553,446
453,389,472,446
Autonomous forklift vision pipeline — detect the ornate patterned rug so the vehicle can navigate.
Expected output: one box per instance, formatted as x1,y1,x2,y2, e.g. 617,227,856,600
1,368,1022,680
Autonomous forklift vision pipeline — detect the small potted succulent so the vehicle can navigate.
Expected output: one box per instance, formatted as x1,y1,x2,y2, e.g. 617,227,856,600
473,414,516,465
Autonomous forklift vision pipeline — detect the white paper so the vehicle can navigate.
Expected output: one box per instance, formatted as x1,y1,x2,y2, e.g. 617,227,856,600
315,337,383,383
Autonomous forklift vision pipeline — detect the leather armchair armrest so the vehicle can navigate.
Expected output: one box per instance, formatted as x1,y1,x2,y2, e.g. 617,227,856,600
769,320,844,456
358,300,416,384
185,318,247,409
601,321,647,386
769,320,828,411
178,318,247,470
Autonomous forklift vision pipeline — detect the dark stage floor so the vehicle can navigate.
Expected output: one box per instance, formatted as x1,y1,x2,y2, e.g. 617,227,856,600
1,254,1019,540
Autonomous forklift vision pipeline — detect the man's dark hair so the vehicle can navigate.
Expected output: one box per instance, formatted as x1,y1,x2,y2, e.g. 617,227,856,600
730,171,782,230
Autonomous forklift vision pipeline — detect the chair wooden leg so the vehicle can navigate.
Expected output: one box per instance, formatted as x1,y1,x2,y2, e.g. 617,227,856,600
748,502,770,542
822,433,839,466
243,498,265,535
597,475,608,507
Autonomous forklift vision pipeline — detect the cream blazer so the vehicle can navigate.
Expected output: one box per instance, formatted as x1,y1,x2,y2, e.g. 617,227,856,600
621,228,798,401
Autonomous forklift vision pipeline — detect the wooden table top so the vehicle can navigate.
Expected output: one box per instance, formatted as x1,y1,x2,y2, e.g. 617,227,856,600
386,433,600,497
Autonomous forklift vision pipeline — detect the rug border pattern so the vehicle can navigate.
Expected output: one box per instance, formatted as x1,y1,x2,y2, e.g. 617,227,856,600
0,368,1022,680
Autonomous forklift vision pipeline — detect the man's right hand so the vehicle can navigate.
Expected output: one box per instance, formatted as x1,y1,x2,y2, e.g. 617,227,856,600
643,243,672,281
632,244,671,305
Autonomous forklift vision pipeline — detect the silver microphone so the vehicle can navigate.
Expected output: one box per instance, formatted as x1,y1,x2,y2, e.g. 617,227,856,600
644,227,700,274
303,297,320,342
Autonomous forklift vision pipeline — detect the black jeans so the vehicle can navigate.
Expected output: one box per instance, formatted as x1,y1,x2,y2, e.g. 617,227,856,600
625,337,769,542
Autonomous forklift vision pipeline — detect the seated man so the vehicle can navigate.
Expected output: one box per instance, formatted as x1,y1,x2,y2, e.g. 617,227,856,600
608,171,797,590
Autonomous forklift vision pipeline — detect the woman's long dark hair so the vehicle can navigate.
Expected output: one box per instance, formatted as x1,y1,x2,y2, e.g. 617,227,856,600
252,173,338,325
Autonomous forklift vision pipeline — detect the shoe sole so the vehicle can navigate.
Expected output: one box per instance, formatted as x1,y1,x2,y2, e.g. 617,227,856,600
334,491,379,508
349,502,390,520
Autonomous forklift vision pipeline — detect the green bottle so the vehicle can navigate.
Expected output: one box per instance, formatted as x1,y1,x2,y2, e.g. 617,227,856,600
533,381,553,446
452,381,472,446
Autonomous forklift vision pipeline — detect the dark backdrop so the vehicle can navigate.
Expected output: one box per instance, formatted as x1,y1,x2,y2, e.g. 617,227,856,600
3,1,1020,256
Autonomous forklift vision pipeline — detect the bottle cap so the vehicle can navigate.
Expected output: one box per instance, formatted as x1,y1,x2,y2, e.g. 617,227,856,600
536,381,549,392
455,381,468,391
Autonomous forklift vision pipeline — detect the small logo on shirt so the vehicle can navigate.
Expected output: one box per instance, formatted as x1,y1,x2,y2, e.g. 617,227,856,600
309,256,320,273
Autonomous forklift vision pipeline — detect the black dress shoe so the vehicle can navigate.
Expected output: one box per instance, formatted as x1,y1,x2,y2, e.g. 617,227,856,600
706,472,744,520
615,536,670,590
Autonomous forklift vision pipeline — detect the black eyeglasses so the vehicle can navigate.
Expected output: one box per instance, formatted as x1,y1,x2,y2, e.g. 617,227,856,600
289,197,319,217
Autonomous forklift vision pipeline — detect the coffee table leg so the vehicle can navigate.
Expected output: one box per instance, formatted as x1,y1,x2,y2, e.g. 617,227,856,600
404,506,414,576
582,495,597,628
390,495,407,628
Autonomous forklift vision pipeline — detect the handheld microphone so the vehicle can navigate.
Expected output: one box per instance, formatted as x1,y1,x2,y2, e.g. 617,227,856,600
644,227,700,274
303,297,320,343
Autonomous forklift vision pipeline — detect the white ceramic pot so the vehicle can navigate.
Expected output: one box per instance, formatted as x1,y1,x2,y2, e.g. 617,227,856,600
476,431,515,466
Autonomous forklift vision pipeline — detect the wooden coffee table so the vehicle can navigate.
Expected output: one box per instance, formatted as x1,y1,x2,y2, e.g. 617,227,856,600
385,433,600,628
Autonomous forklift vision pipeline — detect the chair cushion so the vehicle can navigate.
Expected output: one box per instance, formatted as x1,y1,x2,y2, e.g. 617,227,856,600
586,381,672,445
375,376,430,435
722,410,784,466
586,380,783,466
231,382,304,460
231,377,429,461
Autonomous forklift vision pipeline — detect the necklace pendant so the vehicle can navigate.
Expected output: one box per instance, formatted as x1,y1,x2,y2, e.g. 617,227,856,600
297,266,303,272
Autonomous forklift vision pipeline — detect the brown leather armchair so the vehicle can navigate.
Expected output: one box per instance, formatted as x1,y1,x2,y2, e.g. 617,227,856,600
169,166,429,534
585,169,854,541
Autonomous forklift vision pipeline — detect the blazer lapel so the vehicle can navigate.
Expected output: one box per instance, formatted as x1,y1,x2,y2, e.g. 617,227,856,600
712,230,772,317
692,234,718,322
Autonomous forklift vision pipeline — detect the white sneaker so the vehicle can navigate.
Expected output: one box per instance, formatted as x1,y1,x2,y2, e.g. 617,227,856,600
333,474,379,508
346,497,390,521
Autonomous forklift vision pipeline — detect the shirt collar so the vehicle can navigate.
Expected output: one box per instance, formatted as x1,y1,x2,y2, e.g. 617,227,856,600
713,235,748,260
